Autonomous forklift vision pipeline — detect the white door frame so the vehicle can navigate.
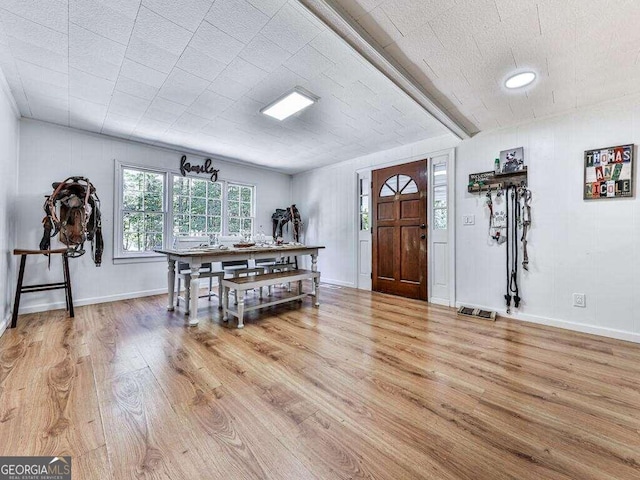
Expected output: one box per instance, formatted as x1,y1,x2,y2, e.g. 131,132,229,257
355,148,456,306
427,152,456,306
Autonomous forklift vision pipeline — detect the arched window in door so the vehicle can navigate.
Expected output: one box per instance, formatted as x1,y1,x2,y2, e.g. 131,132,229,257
379,174,418,197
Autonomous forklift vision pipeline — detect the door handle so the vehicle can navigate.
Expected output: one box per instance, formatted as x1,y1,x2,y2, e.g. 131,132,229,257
420,224,426,229
421,234,426,239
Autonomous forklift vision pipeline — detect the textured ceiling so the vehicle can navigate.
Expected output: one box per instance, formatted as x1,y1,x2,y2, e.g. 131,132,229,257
332,0,640,133
0,0,449,174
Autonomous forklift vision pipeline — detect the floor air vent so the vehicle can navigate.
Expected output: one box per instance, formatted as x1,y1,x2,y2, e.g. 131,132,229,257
457,306,496,321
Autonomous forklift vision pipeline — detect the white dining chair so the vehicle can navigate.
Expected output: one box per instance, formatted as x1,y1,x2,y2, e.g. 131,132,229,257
218,235,264,303
174,235,225,314
254,237,297,294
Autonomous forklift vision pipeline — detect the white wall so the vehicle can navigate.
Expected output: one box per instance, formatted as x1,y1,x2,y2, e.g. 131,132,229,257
292,134,458,286
294,93,640,343
14,93,640,343
16,120,291,313
0,75,19,334
456,95,640,343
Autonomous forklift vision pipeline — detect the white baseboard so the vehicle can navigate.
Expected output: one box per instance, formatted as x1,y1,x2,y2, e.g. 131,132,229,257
322,278,356,288
15,277,347,316
17,287,168,315
429,297,452,307
0,312,10,338
455,301,640,344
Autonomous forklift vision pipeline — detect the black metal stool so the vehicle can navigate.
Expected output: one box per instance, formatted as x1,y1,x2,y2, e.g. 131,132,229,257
11,248,74,328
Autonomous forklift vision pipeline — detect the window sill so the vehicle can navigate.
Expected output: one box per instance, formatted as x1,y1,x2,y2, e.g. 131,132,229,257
113,254,166,265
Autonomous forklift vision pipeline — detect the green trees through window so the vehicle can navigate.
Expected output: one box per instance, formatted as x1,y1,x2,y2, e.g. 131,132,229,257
227,184,253,236
118,166,257,256
359,177,370,231
122,168,165,252
173,176,223,237
433,163,447,230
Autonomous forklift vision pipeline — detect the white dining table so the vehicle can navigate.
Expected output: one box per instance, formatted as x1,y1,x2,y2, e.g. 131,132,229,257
154,244,325,325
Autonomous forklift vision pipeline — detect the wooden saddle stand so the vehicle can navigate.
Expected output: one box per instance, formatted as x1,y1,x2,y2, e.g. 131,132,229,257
11,248,74,328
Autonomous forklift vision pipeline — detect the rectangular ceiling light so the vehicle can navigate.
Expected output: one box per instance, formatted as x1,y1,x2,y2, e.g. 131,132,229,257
261,87,318,121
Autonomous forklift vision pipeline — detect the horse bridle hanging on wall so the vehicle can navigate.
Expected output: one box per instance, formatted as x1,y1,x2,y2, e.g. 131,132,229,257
520,187,532,271
502,185,532,313
39,176,104,266
504,186,520,313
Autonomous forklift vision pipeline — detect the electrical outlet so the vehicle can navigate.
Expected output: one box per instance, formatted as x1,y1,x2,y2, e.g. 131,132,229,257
573,293,586,308
463,215,475,225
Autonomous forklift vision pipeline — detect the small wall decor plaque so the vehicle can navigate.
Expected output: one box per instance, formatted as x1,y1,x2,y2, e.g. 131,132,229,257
584,144,634,199
500,147,524,173
180,155,219,182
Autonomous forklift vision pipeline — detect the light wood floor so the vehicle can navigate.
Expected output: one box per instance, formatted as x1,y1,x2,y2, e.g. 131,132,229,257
2,284,640,479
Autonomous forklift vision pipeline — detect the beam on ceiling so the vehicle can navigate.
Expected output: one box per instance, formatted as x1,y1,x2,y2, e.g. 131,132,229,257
0,66,21,118
297,0,471,140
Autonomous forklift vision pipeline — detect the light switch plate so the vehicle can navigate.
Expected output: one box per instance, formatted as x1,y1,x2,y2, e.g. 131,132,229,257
463,215,475,225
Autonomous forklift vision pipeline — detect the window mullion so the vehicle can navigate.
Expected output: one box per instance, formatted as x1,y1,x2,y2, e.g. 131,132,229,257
188,179,192,235
141,184,146,249
222,180,228,235
165,173,170,248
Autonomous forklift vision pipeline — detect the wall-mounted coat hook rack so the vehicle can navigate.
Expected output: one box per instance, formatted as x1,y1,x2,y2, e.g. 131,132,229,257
468,167,528,193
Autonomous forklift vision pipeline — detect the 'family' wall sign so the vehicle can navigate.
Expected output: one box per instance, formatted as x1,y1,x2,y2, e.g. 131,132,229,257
179,155,219,182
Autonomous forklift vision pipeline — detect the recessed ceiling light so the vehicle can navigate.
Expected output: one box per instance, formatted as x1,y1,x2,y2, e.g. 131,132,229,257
505,71,536,89
261,87,319,121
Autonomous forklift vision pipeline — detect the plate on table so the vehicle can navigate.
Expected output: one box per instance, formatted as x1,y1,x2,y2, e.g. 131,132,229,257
233,242,256,248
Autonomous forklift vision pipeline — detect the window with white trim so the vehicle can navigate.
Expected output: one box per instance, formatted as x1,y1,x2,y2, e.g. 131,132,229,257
433,163,448,230
359,177,370,231
119,166,166,254
227,183,254,236
114,162,256,259
172,175,223,236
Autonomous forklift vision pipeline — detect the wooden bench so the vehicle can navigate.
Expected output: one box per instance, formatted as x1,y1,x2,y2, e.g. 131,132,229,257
221,269,320,328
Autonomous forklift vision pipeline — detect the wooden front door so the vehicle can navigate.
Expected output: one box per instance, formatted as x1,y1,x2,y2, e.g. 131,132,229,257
372,160,428,300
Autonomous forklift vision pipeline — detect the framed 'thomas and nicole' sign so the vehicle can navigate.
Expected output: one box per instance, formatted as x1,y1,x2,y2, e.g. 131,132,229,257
584,144,634,200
